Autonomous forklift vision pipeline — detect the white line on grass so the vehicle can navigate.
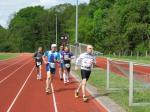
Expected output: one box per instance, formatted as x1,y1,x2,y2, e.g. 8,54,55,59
0,59,32,84
6,66,35,112
51,83,58,112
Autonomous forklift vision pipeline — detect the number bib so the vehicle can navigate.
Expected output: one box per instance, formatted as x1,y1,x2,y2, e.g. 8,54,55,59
82,59,91,68
36,57,40,60
65,63,70,68
50,63,56,68
64,55,69,60
36,62,41,66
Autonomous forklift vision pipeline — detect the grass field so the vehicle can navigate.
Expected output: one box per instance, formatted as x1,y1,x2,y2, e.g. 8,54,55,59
0,53,19,60
72,66,150,112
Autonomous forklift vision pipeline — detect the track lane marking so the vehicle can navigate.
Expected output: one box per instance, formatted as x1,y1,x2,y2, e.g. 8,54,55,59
6,66,35,112
0,59,32,84
51,83,58,112
0,57,30,71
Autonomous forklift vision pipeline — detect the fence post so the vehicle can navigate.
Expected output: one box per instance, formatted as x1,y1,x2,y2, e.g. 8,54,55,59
137,51,139,59
129,61,134,106
146,51,148,57
79,44,82,54
106,58,110,90
131,51,133,57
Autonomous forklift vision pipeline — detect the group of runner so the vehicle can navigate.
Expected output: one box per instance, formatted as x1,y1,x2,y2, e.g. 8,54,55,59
33,44,96,102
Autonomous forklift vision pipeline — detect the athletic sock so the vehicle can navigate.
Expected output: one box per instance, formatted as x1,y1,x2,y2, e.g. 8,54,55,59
63,73,66,83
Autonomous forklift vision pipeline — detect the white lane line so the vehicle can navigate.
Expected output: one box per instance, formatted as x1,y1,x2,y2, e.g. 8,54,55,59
51,83,58,112
0,59,32,84
6,66,35,112
0,57,30,72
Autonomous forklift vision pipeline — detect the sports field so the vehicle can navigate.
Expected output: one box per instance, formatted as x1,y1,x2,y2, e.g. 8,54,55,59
0,53,19,60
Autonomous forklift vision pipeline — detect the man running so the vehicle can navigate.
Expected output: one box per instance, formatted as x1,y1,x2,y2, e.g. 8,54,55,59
33,47,44,80
75,45,96,102
62,46,73,84
43,44,60,94
59,45,64,80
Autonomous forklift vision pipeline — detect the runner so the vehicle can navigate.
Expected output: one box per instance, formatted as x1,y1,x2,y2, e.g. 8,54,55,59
62,46,74,84
59,45,64,80
75,45,96,102
43,44,60,94
33,47,44,80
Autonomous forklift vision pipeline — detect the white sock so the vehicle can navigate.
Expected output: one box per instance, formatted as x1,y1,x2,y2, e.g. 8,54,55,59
60,72,63,79
63,73,66,83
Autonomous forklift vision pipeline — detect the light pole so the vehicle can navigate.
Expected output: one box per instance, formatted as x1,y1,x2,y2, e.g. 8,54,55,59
75,0,78,44
75,0,79,59
55,14,58,45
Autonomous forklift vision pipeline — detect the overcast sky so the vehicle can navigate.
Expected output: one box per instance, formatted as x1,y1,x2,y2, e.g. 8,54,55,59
0,0,89,28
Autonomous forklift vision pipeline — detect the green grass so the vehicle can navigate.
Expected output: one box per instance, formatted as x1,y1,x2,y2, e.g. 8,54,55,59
103,55,150,64
0,53,19,60
72,66,150,112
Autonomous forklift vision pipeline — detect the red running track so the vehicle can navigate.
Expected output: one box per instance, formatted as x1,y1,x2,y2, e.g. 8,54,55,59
0,53,107,112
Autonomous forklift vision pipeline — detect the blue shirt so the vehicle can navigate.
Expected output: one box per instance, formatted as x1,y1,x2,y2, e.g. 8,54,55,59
62,52,73,60
44,51,60,63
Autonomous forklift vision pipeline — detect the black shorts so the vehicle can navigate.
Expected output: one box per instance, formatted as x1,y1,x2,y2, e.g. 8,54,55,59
81,69,91,81
46,63,56,74
63,63,71,72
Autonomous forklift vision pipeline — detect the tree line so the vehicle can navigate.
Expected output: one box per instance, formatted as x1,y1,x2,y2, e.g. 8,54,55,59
0,0,150,55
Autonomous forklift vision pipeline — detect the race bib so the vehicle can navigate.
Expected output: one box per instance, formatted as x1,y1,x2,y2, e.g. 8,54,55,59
60,60,64,63
64,55,69,60
82,59,92,68
50,63,56,68
36,57,40,60
65,64,70,68
36,62,41,66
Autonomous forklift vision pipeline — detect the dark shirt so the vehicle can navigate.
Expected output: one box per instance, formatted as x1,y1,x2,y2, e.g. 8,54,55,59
33,51,44,62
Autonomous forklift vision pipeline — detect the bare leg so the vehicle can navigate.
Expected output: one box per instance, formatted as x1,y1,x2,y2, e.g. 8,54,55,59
36,67,39,79
59,67,63,79
46,71,53,93
63,69,67,83
39,65,42,79
76,81,82,92
81,79,87,97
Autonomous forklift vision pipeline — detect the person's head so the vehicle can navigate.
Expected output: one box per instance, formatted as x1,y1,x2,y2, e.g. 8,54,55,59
60,45,64,51
64,46,70,52
51,44,57,52
38,47,43,52
86,45,93,54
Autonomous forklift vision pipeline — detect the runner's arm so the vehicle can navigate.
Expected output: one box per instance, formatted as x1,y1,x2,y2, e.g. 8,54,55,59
92,55,96,67
75,54,83,66
42,51,48,64
33,52,37,59
56,53,61,63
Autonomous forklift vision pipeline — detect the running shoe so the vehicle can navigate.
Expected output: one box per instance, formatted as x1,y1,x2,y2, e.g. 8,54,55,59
75,91,79,98
45,88,51,95
83,96,88,102
67,80,69,83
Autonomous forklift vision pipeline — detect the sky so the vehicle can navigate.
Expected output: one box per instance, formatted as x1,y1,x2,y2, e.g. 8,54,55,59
0,0,89,28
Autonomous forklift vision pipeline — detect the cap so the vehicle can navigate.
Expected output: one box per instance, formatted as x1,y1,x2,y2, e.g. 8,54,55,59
51,44,57,48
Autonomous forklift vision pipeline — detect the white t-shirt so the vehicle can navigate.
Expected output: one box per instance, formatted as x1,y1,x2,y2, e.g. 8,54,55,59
76,52,96,71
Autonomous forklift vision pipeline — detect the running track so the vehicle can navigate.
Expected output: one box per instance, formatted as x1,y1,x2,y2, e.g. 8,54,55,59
0,53,107,112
